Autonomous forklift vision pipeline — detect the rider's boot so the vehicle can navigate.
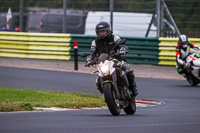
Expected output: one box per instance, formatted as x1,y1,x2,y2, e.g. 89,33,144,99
126,70,139,97
130,82,138,97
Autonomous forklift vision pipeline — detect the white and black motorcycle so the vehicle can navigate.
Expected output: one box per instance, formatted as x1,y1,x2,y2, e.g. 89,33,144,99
81,39,136,116
183,52,200,86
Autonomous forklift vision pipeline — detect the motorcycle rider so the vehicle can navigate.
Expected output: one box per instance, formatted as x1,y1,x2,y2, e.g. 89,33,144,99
86,21,138,97
176,34,200,74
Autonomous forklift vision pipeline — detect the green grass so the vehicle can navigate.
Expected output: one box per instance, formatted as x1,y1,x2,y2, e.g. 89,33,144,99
0,87,106,112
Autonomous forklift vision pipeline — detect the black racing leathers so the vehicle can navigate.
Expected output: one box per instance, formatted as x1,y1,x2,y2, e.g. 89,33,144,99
89,35,138,97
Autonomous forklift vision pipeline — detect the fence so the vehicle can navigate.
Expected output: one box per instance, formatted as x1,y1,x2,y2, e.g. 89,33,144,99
1,0,200,38
163,30,200,38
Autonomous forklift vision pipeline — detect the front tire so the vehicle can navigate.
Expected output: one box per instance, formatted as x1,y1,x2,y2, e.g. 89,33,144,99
103,83,121,116
123,98,136,115
186,74,198,86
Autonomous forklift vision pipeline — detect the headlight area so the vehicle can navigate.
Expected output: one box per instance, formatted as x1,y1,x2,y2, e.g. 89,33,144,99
100,63,110,76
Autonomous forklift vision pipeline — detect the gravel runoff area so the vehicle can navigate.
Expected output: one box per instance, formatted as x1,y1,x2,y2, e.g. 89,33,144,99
0,57,184,80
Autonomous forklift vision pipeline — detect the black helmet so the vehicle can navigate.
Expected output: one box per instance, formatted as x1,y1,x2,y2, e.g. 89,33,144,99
179,34,189,49
95,21,111,40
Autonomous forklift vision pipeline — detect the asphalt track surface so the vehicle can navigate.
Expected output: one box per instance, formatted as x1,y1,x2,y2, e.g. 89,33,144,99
0,66,200,133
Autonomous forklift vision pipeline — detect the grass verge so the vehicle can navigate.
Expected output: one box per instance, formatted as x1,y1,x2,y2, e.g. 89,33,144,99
0,87,106,112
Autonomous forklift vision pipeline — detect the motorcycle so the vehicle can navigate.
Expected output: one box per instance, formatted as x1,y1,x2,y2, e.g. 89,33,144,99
81,39,136,116
183,52,200,86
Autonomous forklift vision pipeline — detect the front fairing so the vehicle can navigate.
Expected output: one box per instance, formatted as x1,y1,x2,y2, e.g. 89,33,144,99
185,53,200,79
97,60,115,77
193,60,200,67
186,53,200,67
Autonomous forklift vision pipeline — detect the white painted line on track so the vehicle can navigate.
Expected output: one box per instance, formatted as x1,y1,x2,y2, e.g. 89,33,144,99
0,99,162,113
32,99,162,111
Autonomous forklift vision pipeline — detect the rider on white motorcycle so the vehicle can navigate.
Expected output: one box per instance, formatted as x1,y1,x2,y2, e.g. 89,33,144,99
176,34,200,74
86,21,138,97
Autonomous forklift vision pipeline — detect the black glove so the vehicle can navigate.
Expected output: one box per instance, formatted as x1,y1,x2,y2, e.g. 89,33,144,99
86,60,95,67
118,46,128,55
86,54,95,67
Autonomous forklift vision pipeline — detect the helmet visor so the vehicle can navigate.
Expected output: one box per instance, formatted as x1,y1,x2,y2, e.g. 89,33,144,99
182,41,188,48
96,30,107,37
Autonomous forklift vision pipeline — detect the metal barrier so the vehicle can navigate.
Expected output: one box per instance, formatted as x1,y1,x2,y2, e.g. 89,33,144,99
158,37,200,65
124,36,159,64
0,32,71,60
4,32,200,66
70,34,160,65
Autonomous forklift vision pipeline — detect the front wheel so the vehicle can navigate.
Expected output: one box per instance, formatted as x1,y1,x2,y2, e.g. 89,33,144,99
186,74,198,86
123,98,136,115
103,83,121,116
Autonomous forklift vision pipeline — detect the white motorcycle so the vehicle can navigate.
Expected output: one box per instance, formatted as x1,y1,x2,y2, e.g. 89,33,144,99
183,52,200,86
81,39,136,116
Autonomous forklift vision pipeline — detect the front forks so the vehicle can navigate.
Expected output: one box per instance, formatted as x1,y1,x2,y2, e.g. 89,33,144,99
96,70,131,99
120,71,131,99
96,71,120,99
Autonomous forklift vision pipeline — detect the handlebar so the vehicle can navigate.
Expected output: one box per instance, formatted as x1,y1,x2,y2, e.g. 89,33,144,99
85,60,96,67
109,51,120,57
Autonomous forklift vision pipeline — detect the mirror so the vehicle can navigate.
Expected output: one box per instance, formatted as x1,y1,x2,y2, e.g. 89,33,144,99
80,52,91,57
116,39,126,46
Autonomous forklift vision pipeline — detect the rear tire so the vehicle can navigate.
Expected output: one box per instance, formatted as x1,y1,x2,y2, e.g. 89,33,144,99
103,83,121,116
123,98,136,115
